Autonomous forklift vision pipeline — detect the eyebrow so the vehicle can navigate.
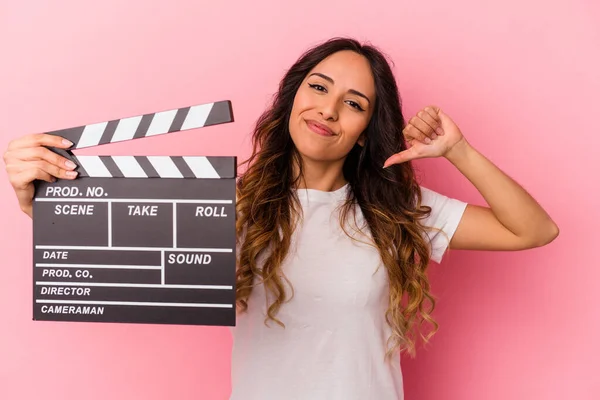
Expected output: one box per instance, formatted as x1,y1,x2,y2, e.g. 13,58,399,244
308,72,371,104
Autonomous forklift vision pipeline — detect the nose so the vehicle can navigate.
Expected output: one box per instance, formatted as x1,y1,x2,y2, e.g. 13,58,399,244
318,98,339,121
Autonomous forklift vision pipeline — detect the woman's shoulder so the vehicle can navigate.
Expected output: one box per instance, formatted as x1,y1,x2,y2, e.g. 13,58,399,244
418,185,467,211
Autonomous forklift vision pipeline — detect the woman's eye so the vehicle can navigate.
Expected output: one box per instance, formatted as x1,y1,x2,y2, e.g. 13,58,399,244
308,83,364,111
347,101,364,111
308,83,326,92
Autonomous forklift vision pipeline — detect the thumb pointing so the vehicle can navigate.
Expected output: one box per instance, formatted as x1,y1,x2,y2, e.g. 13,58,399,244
383,150,413,168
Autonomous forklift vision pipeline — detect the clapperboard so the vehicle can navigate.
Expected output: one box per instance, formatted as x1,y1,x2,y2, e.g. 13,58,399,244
32,100,237,326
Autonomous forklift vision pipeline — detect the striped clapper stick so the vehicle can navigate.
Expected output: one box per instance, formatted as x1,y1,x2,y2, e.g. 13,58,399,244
49,100,234,149
32,100,237,327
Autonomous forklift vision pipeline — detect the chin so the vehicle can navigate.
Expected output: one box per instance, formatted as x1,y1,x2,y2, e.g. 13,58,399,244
295,141,352,165
293,142,331,162
289,121,346,163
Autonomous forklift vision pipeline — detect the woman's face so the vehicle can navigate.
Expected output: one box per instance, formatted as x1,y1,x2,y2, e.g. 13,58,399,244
289,50,376,164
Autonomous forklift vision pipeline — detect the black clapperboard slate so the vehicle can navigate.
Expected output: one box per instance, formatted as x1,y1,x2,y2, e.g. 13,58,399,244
32,100,237,326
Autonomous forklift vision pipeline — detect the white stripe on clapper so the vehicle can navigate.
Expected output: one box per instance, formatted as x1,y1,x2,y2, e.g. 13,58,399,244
147,156,183,178
183,156,220,178
78,122,108,148
35,299,232,308
35,198,232,204
111,115,143,143
145,109,178,136
77,156,112,177
173,204,177,248
108,201,112,246
161,250,165,284
36,245,232,252
36,263,160,270
112,155,147,178
37,281,232,289
180,103,213,130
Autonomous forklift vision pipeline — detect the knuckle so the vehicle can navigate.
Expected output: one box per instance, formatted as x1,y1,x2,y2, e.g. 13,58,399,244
41,161,53,172
30,160,42,169
55,165,66,177
30,133,46,146
40,148,63,166
55,154,67,167
34,169,46,179
5,165,19,176
7,137,21,150
25,132,39,143
8,172,23,187
33,147,45,158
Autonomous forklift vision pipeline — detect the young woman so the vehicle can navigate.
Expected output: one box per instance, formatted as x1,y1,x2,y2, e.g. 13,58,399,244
4,37,558,399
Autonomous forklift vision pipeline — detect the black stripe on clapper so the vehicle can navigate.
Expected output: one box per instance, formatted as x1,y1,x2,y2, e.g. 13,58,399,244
133,113,155,139
204,100,234,126
168,107,191,133
206,156,236,179
70,154,89,177
170,156,195,178
47,127,85,149
100,156,123,178
135,156,159,178
98,119,119,146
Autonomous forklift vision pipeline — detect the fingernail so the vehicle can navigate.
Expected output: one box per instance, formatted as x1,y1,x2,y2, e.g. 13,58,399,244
436,128,444,136
62,139,73,147
431,133,438,140
65,160,77,169
425,137,431,144
66,171,78,178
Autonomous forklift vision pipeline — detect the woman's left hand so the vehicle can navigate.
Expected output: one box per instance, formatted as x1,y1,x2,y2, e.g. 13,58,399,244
383,105,466,167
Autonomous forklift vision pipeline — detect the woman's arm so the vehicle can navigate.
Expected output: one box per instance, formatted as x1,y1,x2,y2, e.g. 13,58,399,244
384,105,559,252
445,139,559,251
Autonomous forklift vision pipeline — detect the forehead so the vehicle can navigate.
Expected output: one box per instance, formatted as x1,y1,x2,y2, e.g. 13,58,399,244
309,50,375,99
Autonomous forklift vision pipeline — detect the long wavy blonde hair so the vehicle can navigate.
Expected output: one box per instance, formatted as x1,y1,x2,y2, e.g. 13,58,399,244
235,37,440,360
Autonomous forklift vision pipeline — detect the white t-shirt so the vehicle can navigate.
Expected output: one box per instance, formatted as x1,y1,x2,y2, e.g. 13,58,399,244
229,184,467,400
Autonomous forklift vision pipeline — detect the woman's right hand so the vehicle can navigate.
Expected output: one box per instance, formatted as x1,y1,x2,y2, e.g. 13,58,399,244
3,133,79,218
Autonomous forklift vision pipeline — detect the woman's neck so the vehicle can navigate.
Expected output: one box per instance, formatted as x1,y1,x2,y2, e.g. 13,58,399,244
292,155,347,192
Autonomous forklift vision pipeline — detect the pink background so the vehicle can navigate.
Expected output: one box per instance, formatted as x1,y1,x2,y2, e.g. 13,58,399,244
1,1,599,399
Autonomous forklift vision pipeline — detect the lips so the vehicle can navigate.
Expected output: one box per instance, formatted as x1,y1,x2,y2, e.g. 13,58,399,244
305,119,336,137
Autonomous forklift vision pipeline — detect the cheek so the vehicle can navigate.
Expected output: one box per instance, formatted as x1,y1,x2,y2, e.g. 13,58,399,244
290,91,312,119
340,112,369,141
289,90,311,132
